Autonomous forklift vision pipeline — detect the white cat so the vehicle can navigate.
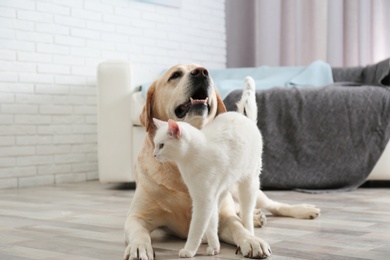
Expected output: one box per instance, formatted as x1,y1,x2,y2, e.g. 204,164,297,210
153,77,264,258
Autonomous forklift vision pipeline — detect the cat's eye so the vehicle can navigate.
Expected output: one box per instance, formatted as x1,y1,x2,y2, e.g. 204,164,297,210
159,143,164,149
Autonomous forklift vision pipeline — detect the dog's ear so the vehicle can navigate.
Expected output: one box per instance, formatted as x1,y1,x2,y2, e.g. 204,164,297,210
140,81,156,132
153,118,166,129
215,92,227,116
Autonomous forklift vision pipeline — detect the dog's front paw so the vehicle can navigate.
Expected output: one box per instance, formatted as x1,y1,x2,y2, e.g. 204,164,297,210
289,204,321,219
253,208,267,228
124,242,154,260
179,248,195,258
236,236,271,259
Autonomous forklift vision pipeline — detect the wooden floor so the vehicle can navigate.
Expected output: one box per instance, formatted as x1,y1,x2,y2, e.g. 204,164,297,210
0,181,389,260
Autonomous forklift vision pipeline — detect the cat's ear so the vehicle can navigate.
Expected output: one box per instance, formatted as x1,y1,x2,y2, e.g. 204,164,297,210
167,119,180,139
153,118,167,129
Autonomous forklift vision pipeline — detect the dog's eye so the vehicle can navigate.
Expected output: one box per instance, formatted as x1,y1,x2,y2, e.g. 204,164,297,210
168,71,182,81
159,143,164,149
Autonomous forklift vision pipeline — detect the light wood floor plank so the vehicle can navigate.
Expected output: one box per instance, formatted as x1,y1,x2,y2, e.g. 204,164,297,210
0,181,389,259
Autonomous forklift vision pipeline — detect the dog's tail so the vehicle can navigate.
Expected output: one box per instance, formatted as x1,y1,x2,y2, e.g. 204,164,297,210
236,76,258,123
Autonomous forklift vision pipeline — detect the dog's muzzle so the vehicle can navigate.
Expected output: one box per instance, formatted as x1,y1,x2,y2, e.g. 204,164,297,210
175,67,211,119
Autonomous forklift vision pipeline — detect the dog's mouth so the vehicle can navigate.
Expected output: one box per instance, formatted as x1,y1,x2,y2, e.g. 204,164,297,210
174,74,213,119
175,97,210,119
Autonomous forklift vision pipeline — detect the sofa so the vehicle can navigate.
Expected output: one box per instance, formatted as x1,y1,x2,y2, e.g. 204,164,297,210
97,60,390,190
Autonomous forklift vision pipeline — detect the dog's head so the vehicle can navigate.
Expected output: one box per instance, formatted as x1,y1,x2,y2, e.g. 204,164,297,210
140,64,226,133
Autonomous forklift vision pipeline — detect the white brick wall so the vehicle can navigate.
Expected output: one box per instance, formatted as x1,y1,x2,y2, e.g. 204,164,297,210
0,0,226,189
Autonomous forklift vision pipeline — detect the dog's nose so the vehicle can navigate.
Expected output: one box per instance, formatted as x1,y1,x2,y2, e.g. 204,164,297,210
191,67,209,78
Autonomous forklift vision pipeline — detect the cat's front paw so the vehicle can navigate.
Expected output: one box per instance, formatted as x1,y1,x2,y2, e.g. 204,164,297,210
206,246,220,256
179,248,195,258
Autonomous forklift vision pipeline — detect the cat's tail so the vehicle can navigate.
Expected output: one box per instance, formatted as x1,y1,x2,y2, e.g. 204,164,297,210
236,76,258,123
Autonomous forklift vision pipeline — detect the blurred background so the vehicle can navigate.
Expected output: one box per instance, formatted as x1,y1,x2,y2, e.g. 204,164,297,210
0,0,389,189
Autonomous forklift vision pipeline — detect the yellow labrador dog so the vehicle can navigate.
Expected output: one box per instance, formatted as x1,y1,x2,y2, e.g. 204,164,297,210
124,64,320,260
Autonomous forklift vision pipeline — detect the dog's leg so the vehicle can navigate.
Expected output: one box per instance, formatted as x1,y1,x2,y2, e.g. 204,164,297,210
219,193,272,259
256,190,321,219
124,189,160,260
124,217,155,260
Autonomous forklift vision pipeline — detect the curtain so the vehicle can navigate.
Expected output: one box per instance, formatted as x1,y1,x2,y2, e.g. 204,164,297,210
226,0,390,67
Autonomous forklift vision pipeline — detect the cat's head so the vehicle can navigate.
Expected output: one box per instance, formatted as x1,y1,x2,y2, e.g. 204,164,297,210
153,118,184,162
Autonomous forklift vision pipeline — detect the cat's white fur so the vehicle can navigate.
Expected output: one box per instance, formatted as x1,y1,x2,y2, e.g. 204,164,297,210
153,77,270,258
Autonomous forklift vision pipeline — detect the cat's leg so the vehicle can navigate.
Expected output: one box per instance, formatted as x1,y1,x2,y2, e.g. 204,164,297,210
237,176,258,235
256,190,321,219
229,185,268,228
205,207,220,256
179,199,216,258
218,192,271,258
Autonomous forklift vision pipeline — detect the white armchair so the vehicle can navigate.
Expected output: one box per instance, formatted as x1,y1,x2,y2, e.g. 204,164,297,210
97,61,161,183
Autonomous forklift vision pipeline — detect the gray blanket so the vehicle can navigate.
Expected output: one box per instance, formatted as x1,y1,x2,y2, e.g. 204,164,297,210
224,84,390,191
